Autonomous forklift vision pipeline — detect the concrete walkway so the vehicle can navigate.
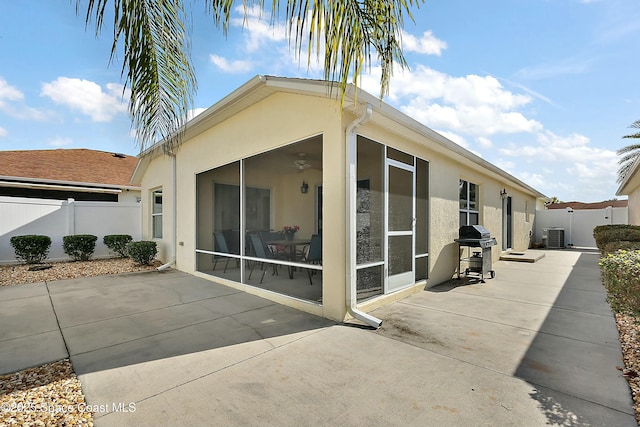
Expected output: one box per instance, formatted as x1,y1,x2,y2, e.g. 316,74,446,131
0,249,635,426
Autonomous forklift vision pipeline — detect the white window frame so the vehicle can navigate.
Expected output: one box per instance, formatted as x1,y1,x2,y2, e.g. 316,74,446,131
459,179,479,226
152,188,163,239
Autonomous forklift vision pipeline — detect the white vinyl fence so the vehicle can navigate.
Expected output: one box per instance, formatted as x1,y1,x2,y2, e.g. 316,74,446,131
0,196,141,264
535,206,628,248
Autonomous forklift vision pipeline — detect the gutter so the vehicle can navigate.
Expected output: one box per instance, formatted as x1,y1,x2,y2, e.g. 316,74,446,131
345,103,383,329
157,150,177,271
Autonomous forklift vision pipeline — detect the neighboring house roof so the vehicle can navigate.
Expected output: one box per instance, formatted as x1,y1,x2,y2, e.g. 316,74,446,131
132,75,547,200
0,149,139,190
546,200,628,210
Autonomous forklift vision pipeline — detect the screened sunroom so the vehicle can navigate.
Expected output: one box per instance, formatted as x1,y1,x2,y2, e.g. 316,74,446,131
193,127,430,307
195,136,324,303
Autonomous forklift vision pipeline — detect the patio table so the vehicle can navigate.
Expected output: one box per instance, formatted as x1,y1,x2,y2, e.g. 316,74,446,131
269,239,311,279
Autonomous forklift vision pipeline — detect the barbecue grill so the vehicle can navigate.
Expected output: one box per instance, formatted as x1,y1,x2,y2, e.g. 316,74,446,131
455,225,497,282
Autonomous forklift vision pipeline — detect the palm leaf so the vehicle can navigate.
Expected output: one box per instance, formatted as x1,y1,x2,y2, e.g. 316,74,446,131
616,122,640,183
80,0,422,152
81,0,196,152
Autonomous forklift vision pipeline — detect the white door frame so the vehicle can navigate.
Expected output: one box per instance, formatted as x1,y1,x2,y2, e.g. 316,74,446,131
385,158,415,292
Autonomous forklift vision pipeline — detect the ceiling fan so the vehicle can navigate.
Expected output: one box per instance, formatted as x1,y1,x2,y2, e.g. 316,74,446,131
293,153,312,172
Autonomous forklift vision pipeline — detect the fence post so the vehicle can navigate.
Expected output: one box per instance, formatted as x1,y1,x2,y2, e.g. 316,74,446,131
67,198,75,235
605,206,613,225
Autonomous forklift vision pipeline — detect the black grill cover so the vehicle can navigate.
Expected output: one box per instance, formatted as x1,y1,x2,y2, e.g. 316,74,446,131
459,225,491,240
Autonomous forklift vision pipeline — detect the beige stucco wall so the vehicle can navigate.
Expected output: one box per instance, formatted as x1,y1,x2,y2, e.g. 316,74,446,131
617,166,639,224
139,155,174,263
627,187,640,225
139,88,540,322
353,118,537,286
141,92,347,320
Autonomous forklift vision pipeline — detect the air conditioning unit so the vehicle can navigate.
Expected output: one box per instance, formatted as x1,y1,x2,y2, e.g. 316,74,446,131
547,228,565,249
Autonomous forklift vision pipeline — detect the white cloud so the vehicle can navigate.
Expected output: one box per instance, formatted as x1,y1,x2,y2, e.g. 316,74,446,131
436,130,468,148
0,77,51,121
514,171,547,189
361,65,542,137
499,130,618,198
514,57,595,80
48,137,73,147
499,130,613,165
401,30,447,56
187,108,206,120
0,77,23,102
231,5,288,52
41,77,128,122
0,127,7,137
210,54,254,73
493,158,516,173
477,137,493,149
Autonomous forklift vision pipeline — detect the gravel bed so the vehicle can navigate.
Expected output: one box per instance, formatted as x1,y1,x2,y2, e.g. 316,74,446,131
615,313,640,424
0,258,158,426
0,360,93,426
0,258,160,287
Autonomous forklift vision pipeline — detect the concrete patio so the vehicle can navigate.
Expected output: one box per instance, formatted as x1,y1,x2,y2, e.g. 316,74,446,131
0,248,635,426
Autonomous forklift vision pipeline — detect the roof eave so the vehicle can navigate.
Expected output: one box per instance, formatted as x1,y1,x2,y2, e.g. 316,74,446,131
133,76,547,200
347,88,548,200
0,175,140,191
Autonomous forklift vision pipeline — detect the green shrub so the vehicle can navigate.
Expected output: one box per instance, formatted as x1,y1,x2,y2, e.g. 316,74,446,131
9,235,51,264
63,234,97,261
602,240,640,255
599,249,640,317
593,225,640,254
127,241,157,265
103,234,133,258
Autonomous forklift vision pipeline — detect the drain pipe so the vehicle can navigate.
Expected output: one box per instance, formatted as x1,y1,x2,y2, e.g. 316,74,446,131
345,103,382,328
158,150,176,271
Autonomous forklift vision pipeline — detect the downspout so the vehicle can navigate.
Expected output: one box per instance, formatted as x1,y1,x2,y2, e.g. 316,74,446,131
158,150,177,271
346,103,383,328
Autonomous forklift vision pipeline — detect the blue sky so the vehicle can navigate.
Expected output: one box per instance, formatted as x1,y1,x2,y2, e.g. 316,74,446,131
1,0,639,202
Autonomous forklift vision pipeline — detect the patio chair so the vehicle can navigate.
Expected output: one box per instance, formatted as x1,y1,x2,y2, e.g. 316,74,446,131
260,231,288,258
213,232,231,273
248,232,281,284
302,234,322,285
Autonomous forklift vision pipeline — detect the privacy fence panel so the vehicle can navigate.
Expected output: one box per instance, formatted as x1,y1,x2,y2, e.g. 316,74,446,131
0,196,141,264
535,206,628,248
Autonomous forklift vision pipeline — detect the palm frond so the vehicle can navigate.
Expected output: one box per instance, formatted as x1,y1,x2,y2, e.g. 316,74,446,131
81,0,197,152
80,0,422,152
616,144,640,156
239,0,422,102
617,161,635,184
628,120,640,129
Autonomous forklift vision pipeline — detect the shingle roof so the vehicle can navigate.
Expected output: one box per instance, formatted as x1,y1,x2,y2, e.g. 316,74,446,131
546,200,628,210
0,149,139,187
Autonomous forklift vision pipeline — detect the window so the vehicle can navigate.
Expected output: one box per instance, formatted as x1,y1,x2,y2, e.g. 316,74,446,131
459,179,479,226
152,189,163,238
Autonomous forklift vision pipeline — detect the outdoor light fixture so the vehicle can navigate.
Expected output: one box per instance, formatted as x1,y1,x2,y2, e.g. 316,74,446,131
500,188,508,198
300,181,309,194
